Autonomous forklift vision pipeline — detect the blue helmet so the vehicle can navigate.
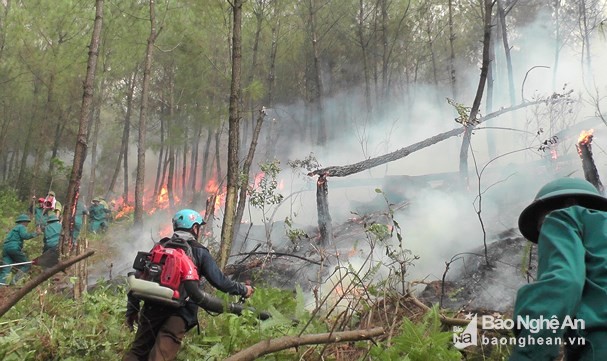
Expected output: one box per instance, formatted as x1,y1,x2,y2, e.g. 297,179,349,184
172,209,205,230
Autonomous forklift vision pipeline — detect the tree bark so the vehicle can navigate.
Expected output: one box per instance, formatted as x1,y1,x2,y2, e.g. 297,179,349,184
497,0,515,106
234,109,266,234
60,0,104,255
86,95,102,202
308,0,326,145
134,0,158,226
0,250,95,318
458,0,493,182
224,327,384,361
448,0,457,100
154,112,165,197
107,66,137,199
219,0,244,269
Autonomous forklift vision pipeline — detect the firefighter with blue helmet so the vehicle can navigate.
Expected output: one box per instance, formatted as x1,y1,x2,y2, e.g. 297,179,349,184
123,209,254,361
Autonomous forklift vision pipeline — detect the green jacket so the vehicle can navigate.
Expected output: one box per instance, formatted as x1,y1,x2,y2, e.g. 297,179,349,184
3,224,38,251
510,206,607,360
43,221,61,250
89,203,109,222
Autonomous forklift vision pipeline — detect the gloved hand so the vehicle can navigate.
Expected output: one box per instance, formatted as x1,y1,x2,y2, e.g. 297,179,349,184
125,313,139,332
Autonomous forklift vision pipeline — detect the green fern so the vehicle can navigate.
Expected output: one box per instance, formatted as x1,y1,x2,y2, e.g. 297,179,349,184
369,305,462,360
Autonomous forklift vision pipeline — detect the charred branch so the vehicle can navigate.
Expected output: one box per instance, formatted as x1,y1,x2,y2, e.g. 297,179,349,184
577,130,604,194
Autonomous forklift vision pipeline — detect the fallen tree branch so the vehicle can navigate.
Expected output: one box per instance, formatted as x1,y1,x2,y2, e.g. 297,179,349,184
229,252,322,265
0,249,95,318
407,293,471,327
224,327,385,361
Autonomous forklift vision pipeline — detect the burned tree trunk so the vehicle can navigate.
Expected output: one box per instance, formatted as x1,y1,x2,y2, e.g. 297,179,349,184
577,130,604,194
316,173,332,245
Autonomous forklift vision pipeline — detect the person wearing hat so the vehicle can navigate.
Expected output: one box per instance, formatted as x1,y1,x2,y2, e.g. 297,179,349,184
511,177,607,360
42,214,61,253
0,214,39,285
89,197,110,233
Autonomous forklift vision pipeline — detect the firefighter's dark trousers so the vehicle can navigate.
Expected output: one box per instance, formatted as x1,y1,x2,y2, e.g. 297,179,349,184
123,313,187,361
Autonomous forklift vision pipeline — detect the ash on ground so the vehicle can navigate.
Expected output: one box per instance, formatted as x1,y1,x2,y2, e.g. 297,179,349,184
420,230,538,313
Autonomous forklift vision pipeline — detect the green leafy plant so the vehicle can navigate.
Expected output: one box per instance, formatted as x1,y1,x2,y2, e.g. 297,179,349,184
369,305,462,360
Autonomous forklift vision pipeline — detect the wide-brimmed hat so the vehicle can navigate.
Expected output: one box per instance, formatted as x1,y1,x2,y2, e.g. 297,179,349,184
15,214,31,223
518,177,607,242
48,191,55,197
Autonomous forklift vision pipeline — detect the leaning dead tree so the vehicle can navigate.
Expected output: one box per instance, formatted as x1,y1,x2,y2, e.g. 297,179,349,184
0,250,95,318
308,100,551,244
224,327,384,361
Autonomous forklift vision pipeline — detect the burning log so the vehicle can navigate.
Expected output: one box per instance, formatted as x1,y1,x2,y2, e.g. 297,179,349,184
316,173,333,245
576,129,604,194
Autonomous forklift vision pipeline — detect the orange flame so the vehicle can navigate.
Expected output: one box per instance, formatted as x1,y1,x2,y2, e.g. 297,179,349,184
204,178,226,215
578,129,594,145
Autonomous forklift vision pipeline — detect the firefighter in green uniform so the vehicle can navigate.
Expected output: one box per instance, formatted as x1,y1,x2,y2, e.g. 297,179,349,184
72,201,88,246
89,197,109,233
0,214,39,285
512,177,607,360
42,214,61,253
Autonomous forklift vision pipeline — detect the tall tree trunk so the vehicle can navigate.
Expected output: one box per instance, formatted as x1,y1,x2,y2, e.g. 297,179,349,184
579,0,592,84
552,0,561,91
219,0,243,269
87,100,102,202
134,0,158,226
448,0,457,100
0,0,10,62
308,0,326,145
357,0,372,113
264,11,280,160
154,114,165,197
497,0,515,106
380,0,388,101
189,122,202,203
485,18,496,160
195,128,212,207
167,141,175,208
167,69,176,209
458,0,493,182
234,109,266,235
182,130,188,201
107,66,138,199
17,80,39,198
60,0,103,255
